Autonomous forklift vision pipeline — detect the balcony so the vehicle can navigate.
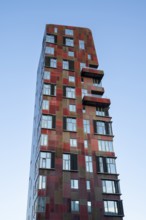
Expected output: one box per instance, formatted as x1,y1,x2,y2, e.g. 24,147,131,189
81,67,104,82
82,94,111,107
91,85,104,96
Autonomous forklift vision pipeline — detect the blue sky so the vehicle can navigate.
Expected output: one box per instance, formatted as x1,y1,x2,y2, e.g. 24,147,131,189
0,1,146,219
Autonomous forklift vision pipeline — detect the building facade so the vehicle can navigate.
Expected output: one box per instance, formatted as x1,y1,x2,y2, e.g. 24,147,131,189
26,24,124,220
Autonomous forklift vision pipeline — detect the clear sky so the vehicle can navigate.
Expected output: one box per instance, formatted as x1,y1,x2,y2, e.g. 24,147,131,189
0,1,146,219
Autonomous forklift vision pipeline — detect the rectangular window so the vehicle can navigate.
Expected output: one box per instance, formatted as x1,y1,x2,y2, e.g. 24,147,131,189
104,200,124,216
46,35,55,43
38,175,46,189
68,51,74,57
65,38,74,47
50,58,57,68
41,115,55,129
82,106,86,113
42,100,49,110
69,104,76,112
79,40,85,49
63,60,69,70
63,154,78,171
54,27,58,33
96,107,109,116
88,54,91,60
84,140,88,148
85,156,93,172
87,201,91,213
70,138,77,147
86,180,90,190
83,119,90,133
71,179,79,189
44,71,50,80
94,121,113,135
98,140,114,152
65,29,73,36
64,87,75,98
67,118,76,131
43,84,56,96
69,76,75,82
45,47,54,55
39,152,55,169
80,62,86,70
37,197,46,212
40,134,48,146
97,157,117,174
93,78,101,87
102,180,120,194
82,89,88,98
71,201,79,212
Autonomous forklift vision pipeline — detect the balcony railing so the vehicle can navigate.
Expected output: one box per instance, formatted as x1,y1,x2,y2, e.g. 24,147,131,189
82,94,111,107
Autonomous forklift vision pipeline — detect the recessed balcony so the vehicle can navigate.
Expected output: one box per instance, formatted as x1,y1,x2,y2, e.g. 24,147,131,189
82,94,111,107
81,67,104,82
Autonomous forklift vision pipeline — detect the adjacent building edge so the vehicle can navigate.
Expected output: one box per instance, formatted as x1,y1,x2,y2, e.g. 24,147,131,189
26,24,124,220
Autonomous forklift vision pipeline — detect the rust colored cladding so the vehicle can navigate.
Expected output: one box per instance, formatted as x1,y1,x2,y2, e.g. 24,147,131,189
26,24,124,220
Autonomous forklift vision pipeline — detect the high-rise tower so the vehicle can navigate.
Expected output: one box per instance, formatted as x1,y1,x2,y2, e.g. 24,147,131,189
26,24,124,220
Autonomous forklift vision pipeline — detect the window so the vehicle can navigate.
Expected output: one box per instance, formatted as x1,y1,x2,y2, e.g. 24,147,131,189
83,119,90,133
82,106,86,113
84,140,88,148
71,201,79,212
68,51,74,57
88,54,91,60
63,60,69,70
66,38,74,47
63,60,74,71
104,200,124,216
38,175,46,189
64,87,75,98
40,134,48,146
66,118,76,131
87,201,91,213
36,197,46,213
86,180,90,190
65,29,73,35
85,156,93,172
54,27,58,33
82,89,88,98
45,57,57,68
69,104,76,112
39,152,55,169
44,71,50,80
94,121,113,135
63,117,77,132
50,58,57,68
46,35,55,43
41,115,56,129
102,180,120,194
80,62,86,70
45,47,54,55
96,107,109,116
79,40,85,49
93,78,101,87
42,100,49,110
70,138,77,147
43,84,56,96
63,154,78,171
97,157,117,174
69,76,75,82
71,179,79,189
98,140,114,152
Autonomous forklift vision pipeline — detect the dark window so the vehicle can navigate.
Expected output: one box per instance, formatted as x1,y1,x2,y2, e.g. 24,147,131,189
45,57,57,68
63,86,75,98
93,121,112,135
96,157,117,174
43,84,56,96
63,37,74,47
63,59,74,71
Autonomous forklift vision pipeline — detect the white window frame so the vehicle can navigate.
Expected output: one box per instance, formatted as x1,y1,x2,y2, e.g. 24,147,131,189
38,175,46,189
65,29,73,36
69,104,76,112
69,76,75,82
71,179,79,189
65,38,74,47
45,47,54,55
104,201,118,215
86,180,90,190
63,154,70,170
102,180,116,194
85,156,93,172
43,84,51,95
84,140,88,148
40,134,48,146
79,40,85,49
88,54,91,60
83,119,90,133
42,100,49,110
80,62,86,70
68,51,74,57
70,138,77,147
46,35,55,43
98,140,114,152
63,60,69,70
82,89,88,98
39,152,51,169
50,58,57,68
41,115,52,129
66,118,76,131
66,87,75,98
